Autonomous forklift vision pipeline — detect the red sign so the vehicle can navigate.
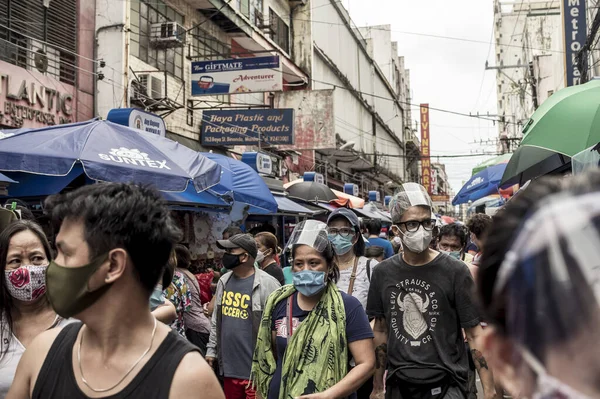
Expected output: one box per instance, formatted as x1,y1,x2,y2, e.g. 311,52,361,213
420,104,433,194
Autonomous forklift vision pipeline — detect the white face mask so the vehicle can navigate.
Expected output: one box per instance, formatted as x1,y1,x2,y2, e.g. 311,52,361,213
522,350,590,399
256,250,265,264
401,226,432,253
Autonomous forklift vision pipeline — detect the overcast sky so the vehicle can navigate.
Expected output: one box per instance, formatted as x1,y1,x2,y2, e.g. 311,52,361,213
343,0,499,193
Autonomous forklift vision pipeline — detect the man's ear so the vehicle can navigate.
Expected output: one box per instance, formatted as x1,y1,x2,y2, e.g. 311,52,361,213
105,248,128,283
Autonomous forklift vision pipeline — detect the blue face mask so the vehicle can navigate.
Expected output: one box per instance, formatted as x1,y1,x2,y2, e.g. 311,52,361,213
328,234,354,255
292,270,326,297
149,284,165,311
441,250,462,260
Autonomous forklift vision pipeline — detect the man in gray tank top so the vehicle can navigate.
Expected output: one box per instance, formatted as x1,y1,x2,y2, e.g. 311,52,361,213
7,183,224,399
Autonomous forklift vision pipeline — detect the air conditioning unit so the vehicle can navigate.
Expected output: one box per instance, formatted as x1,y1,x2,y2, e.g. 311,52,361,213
132,74,164,101
149,22,186,49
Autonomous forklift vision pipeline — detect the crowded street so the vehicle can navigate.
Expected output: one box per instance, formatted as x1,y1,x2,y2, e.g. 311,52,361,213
0,0,599,398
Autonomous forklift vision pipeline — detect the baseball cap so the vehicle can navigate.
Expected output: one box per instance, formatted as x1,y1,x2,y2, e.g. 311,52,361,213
327,208,360,230
216,233,258,259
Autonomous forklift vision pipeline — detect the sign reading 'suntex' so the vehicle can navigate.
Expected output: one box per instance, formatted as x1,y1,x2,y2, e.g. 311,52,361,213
563,0,587,86
201,109,294,146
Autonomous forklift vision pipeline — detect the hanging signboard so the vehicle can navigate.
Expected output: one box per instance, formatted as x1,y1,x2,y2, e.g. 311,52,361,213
106,108,166,136
201,109,294,146
562,0,587,86
303,172,324,185
191,56,283,96
420,104,433,194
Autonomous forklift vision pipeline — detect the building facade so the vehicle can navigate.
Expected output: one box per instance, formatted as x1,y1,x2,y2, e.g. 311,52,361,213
0,0,95,130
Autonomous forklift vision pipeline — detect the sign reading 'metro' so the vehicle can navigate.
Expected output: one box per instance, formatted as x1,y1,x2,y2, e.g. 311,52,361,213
201,109,294,146
562,0,587,86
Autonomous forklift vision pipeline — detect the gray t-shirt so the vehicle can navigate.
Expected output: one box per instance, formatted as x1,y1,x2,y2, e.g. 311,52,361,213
220,273,255,379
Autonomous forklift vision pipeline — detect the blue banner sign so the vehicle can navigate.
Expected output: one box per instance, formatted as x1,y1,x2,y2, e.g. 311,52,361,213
191,56,283,96
106,108,166,136
201,109,294,146
563,0,587,86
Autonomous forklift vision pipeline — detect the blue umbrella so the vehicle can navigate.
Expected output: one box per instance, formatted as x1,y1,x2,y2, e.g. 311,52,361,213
452,163,507,205
0,172,17,184
203,153,278,214
0,120,221,192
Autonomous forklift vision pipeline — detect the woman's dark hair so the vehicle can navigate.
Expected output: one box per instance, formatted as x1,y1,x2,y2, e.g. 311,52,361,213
328,215,365,257
255,232,278,256
0,220,52,360
162,249,177,288
366,246,385,259
292,242,340,283
174,244,191,270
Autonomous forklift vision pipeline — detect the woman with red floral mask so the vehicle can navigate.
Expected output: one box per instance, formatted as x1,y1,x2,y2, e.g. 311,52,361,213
0,221,73,395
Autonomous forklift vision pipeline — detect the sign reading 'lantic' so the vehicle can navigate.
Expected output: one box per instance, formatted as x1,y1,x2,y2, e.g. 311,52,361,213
0,61,74,129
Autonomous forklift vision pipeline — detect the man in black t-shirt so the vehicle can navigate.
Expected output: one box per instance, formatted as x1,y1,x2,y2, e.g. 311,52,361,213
367,183,496,399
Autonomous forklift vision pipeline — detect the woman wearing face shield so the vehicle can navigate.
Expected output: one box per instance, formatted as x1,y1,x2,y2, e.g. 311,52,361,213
478,173,600,399
250,220,375,399
326,208,378,310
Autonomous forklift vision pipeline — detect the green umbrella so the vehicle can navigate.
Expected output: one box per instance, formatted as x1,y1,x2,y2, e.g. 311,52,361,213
472,153,512,176
520,79,600,155
501,79,600,185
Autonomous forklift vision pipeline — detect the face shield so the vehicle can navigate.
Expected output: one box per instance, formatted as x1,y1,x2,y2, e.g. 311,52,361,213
389,183,433,224
286,220,330,253
493,191,600,385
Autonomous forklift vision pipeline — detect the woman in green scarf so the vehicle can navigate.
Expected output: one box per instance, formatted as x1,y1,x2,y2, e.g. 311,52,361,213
251,220,374,399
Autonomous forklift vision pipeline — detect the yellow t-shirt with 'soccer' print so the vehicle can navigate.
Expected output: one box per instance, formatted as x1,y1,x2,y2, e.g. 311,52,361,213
220,273,255,379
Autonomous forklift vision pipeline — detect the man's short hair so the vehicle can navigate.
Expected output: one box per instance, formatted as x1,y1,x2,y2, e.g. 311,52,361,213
45,183,181,292
438,223,469,248
366,219,382,236
223,225,243,238
466,214,493,240
366,245,385,259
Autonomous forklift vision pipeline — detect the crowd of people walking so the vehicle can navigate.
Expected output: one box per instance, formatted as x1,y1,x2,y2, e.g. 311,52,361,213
0,172,599,399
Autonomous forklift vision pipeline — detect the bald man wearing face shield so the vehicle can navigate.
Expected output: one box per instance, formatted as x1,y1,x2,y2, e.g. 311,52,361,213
366,183,496,399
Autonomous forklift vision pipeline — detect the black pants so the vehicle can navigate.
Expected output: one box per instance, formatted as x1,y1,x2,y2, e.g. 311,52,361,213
185,329,210,356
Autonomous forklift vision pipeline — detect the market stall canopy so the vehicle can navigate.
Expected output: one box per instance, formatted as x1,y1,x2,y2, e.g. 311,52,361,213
202,153,277,214
272,195,316,216
0,120,221,192
360,203,392,223
453,163,506,205
0,173,17,185
331,189,365,208
286,181,338,203
1,166,86,198
162,183,230,210
472,153,512,176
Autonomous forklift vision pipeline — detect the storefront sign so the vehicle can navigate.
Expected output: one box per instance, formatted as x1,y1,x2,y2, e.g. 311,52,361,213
562,0,587,86
107,108,166,136
191,56,282,96
431,195,450,202
303,172,324,185
344,183,359,196
241,151,273,175
0,61,74,129
420,104,433,194
201,109,294,146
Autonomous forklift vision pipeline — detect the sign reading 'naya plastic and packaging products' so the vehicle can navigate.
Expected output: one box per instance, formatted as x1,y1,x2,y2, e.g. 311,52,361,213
420,104,434,194
191,56,283,96
201,109,294,146
562,0,587,86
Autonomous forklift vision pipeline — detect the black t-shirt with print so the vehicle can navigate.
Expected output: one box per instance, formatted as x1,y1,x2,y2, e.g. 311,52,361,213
366,252,480,389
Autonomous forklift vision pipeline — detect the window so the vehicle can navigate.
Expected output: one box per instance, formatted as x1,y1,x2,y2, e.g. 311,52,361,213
269,8,289,53
0,0,77,85
188,27,231,104
254,0,264,26
130,0,184,80
187,100,194,126
239,0,250,18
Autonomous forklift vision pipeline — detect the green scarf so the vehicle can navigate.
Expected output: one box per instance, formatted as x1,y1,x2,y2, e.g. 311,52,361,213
251,283,348,399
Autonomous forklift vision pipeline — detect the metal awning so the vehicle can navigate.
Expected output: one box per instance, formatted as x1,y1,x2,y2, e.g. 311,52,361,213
274,195,315,215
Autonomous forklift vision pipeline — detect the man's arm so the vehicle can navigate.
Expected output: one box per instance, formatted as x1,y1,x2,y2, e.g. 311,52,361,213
205,279,223,365
7,328,64,399
169,351,225,399
465,325,496,399
371,316,388,399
